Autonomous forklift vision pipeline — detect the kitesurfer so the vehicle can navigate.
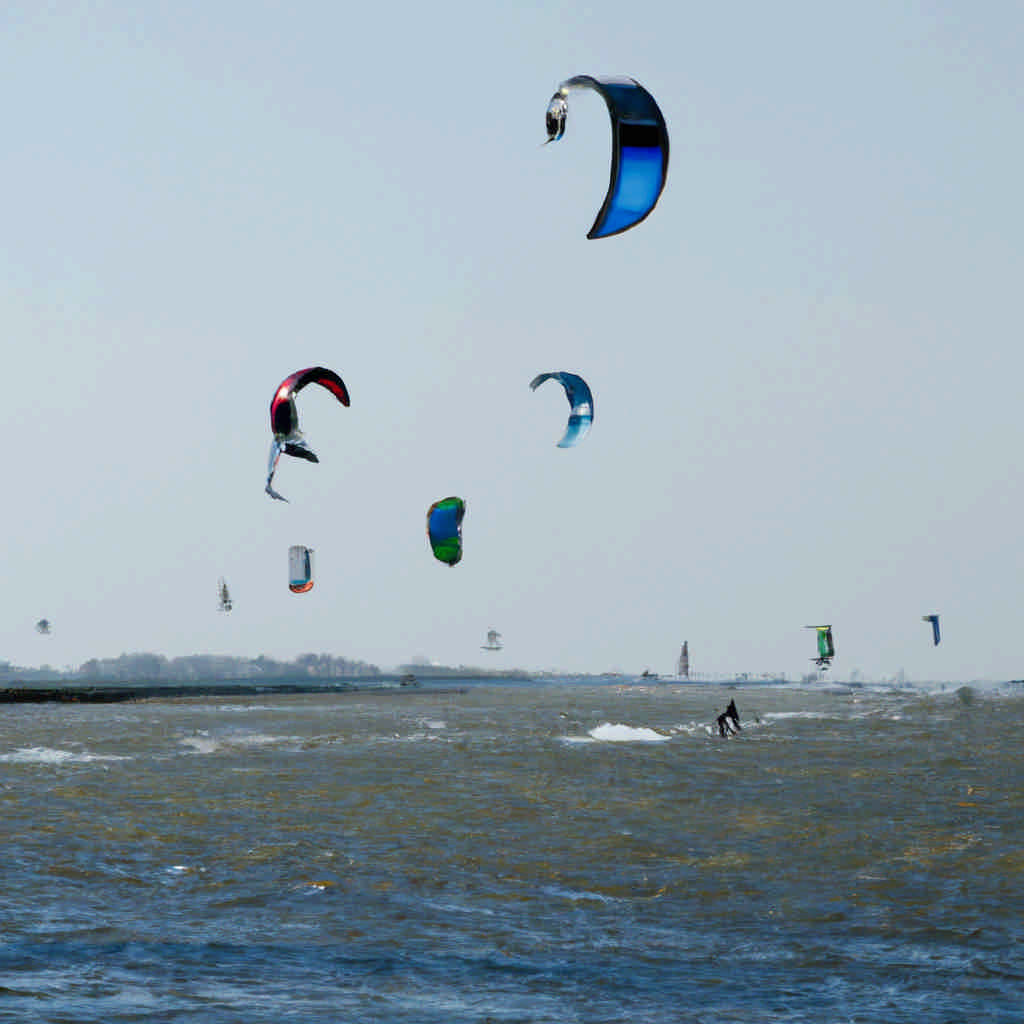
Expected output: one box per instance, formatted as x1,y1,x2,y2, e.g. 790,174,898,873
716,699,741,737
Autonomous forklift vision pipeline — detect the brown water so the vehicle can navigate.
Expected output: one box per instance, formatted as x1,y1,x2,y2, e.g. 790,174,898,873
1,680,1021,1022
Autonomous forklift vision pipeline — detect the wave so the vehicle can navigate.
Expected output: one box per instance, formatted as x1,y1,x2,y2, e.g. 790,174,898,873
178,732,301,755
563,722,673,744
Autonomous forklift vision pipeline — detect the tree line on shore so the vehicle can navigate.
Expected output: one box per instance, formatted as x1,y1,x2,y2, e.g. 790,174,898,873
0,651,381,683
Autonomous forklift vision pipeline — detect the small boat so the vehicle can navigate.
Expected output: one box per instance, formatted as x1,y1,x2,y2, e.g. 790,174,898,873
640,669,660,680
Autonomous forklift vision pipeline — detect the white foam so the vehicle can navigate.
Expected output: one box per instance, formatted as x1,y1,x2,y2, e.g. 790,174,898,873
230,732,294,747
179,732,298,754
672,720,718,737
180,735,221,754
541,883,621,903
0,746,129,765
398,731,450,743
587,723,670,743
761,711,829,721
294,881,332,895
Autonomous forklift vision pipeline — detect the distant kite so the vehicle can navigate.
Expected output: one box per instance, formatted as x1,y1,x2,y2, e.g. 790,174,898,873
266,367,350,501
289,545,315,593
35,619,52,635
545,75,669,239
922,614,940,646
529,372,593,448
805,625,834,669
427,497,465,567
218,578,233,613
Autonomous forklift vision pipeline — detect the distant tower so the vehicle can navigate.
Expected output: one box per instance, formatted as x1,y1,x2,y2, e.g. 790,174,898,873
677,641,689,679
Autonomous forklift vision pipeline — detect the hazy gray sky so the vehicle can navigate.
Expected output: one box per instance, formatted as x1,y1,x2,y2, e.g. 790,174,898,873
4,1,1022,679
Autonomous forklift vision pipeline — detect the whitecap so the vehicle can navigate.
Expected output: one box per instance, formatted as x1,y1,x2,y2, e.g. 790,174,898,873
761,711,829,721
180,735,221,754
0,746,129,765
230,733,296,747
179,732,301,754
587,723,670,743
672,720,718,737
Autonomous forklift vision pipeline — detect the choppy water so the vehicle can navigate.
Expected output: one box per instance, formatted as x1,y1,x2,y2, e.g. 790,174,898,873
1,680,1021,1022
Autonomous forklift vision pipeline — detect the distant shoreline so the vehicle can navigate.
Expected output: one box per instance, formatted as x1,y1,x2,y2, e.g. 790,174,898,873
0,677,481,704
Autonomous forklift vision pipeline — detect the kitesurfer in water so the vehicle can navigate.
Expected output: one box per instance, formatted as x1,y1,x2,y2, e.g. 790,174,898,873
716,699,741,737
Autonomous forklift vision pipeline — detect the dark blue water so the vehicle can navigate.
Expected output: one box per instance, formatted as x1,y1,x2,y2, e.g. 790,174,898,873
1,681,1021,1021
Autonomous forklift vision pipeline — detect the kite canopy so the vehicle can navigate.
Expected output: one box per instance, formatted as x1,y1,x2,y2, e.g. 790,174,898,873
35,618,51,635
529,372,593,448
289,545,315,593
427,497,465,567
545,74,669,239
270,367,349,437
266,367,350,501
922,614,941,646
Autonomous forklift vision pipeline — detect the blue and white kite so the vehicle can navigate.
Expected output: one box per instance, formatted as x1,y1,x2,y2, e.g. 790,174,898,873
545,75,669,239
530,372,594,448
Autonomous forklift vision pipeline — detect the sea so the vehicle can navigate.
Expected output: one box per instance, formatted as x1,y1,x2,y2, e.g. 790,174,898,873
1,678,1021,1023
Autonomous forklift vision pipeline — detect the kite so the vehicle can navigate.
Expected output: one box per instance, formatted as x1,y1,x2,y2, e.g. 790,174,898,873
545,75,669,239
427,497,465,567
922,614,940,646
266,367,350,501
806,625,834,669
289,545,315,593
529,372,593,448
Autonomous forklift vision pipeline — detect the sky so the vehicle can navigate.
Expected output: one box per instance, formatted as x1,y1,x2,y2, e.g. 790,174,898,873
3,1,1022,680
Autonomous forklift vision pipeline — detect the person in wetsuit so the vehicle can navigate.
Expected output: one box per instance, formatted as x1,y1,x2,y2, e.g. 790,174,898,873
716,699,741,737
